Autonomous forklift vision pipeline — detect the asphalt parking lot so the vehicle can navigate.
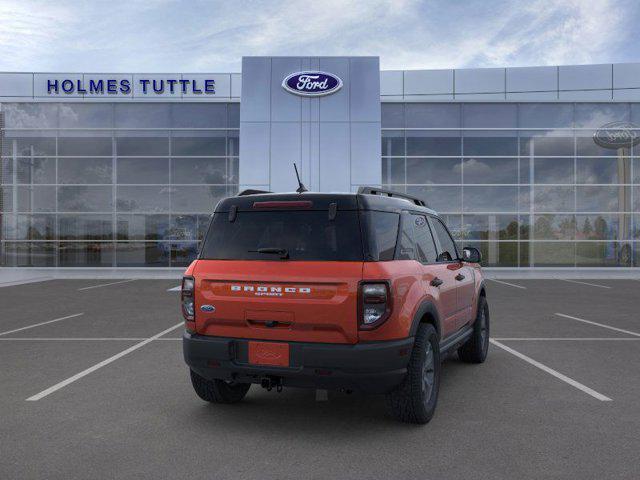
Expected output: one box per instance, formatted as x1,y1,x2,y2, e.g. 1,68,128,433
1,278,639,479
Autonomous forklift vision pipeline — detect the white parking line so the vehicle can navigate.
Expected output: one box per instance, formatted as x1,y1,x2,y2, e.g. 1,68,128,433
78,279,137,291
0,337,182,341
559,279,611,289
0,337,147,341
167,285,182,292
493,337,640,341
487,279,527,290
0,277,53,288
555,313,640,337
26,322,183,401
489,339,612,402
0,313,84,337
1,336,636,342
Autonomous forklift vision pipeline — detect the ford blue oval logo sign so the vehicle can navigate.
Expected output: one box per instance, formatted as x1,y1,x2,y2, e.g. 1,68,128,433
593,121,640,149
282,71,343,97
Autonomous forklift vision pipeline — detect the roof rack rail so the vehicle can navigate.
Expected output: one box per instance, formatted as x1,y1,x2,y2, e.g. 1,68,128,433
357,186,428,207
237,189,272,196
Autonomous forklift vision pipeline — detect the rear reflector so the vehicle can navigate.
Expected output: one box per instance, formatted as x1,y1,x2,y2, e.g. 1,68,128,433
253,201,313,209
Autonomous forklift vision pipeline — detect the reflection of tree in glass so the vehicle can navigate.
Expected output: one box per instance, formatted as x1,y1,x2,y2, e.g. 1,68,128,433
534,216,553,239
505,221,518,240
534,215,575,239
558,217,576,239
582,217,592,237
594,216,608,240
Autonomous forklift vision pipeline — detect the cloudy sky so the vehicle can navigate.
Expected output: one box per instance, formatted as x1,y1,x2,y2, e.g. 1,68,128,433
0,0,638,72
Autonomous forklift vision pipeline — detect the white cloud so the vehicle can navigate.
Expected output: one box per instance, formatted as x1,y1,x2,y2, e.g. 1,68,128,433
0,0,635,72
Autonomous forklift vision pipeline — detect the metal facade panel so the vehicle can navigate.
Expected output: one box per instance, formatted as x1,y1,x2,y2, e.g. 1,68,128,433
319,122,350,192
380,70,403,96
0,73,33,97
239,56,381,193
351,122,382,185
404,69,453,95
270,57,303,122
238,122,270,185
613,63,640,89
455,68,504,94
240,57,271,122
559,64,612,91
506,66,557,92
349,57,381,122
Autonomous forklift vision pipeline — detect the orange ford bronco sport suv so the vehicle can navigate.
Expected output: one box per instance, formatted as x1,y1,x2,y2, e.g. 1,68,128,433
182,187,489,424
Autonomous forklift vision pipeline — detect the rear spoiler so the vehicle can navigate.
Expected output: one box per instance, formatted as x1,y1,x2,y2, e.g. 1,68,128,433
238,189,272,196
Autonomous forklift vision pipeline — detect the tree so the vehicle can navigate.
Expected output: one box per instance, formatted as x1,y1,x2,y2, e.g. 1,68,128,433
582,217,593,238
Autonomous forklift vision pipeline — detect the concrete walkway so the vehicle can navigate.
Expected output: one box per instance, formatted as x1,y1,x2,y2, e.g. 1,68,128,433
1,267,639,286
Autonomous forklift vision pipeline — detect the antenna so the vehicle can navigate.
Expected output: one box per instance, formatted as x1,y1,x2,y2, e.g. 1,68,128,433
293,163,308,193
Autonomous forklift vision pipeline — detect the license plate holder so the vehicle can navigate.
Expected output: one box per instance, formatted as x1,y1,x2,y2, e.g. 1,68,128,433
248,341,290,367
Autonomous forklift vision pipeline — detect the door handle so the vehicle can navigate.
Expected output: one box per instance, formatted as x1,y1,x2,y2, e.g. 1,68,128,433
430,277,443,287
455,273,465,281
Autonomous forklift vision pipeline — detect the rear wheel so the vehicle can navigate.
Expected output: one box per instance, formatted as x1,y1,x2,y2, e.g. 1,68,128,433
386,323,440,424
458,295,489,364
190,369,251,404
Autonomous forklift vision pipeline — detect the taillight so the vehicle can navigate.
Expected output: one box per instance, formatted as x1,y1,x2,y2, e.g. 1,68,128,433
181,276,195,321
359,282,392,329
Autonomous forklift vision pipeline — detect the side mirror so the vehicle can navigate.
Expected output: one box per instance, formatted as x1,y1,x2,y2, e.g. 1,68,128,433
436,251,453,262
462,247,482,264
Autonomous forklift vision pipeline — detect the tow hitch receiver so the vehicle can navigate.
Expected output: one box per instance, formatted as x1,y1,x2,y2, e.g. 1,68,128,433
261,376,283,392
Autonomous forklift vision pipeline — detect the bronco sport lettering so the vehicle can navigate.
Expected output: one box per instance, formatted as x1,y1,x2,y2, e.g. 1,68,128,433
230,285,311,295
182,186,489,424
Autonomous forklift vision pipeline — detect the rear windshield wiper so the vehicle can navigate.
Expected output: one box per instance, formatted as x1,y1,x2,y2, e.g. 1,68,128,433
248,247,290,260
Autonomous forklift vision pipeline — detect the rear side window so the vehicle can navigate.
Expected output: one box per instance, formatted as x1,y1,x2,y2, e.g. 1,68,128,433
429,217,458,262
201,210,363,261
397,214,416,260
412,215,438,263
396,213,438,263
361,211,399,261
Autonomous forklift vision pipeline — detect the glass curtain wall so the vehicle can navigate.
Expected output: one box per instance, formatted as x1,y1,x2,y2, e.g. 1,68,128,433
382,102,640,267
0,102,239,267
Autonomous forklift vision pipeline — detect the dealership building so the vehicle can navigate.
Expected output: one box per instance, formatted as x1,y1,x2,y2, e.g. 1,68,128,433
1,56,639,270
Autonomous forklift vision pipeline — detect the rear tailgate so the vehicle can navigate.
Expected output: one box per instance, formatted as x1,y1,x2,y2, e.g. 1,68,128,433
194,260,363,344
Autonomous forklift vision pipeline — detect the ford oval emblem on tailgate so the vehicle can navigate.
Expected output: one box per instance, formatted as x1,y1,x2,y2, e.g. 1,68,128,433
200,305,215,312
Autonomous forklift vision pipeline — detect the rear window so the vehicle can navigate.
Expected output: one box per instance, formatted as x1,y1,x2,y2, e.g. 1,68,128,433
201,210,363,261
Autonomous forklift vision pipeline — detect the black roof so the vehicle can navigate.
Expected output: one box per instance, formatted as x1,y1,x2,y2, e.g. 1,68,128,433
215,190,438,215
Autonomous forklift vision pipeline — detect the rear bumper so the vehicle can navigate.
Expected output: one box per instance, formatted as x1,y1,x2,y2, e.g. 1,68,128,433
183,332,414,394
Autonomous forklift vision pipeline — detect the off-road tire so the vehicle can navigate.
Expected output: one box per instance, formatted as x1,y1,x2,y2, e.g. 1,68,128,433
190,369,251,404
458,295,490,364
385,323,440,424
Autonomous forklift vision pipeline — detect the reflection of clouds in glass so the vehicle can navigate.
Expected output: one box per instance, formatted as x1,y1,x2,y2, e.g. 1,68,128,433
534,187,574,212
458,158,490,176
460,157,519,184
58,105,80,127
576,158,621,184
576,186,625,212
517,188,530,213
58,186,112,212
116,187,170,213
519,105,574,129
575,104,630,128
463,186,518,212
3,104,58,129
58,158,112,184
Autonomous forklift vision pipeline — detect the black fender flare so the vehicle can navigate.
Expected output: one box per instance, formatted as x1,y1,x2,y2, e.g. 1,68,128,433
477,279,487,308
409,301,442,339
478,279,486,297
